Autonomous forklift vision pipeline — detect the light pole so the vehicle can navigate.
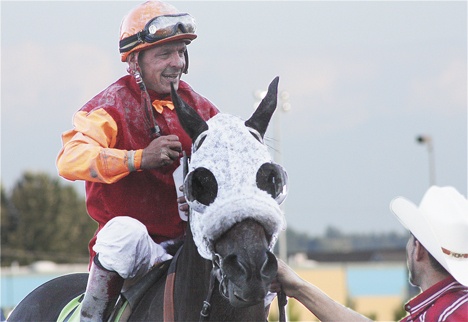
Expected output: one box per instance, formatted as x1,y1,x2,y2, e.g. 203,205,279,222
254,88,291,262
416,135,436,186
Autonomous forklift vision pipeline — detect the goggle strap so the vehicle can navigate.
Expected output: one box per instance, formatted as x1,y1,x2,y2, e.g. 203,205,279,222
120,32,145,53
120,13,195,54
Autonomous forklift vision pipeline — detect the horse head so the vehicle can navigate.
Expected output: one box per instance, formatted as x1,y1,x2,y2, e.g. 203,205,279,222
171,77,287,308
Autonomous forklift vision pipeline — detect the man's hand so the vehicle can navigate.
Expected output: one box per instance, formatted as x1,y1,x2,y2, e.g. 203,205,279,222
269,259,303,297
177,185,190,215
141,135,182,169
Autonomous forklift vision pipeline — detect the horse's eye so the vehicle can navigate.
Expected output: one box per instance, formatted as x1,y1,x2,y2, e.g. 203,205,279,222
256,162,288,205
184,167,218,212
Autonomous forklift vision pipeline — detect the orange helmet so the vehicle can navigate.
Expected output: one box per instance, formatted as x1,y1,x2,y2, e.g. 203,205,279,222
119,1,197,62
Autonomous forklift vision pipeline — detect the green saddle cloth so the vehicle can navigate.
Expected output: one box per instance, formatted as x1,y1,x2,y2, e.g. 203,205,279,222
57,259,171,322
56,294,128,322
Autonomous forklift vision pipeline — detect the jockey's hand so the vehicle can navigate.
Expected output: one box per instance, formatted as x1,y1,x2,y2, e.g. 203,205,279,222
141,135,182,169
177,185,190,215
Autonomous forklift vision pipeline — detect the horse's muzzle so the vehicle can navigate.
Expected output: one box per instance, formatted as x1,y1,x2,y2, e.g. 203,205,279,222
217,250,278,308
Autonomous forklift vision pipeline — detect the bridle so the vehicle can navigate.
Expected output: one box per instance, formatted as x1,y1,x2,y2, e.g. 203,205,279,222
212,253,230,300
199,252,287,322
164,247,286,322
198,252,232,321
198,268,217,321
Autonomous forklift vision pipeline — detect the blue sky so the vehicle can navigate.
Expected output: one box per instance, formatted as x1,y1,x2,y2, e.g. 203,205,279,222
2,1,467,236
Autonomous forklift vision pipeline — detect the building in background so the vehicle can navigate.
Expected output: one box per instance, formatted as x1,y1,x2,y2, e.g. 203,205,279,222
269,250,412,321
1,262,88,317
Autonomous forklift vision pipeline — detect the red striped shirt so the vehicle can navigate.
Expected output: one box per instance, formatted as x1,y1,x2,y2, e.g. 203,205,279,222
400,276,468,322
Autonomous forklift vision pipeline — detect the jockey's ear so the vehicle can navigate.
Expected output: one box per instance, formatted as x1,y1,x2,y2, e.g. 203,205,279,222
171,82,208,142
245,77,279,139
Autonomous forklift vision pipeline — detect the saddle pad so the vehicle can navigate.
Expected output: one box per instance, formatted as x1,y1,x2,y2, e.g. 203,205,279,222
56,294,82,322
56,261,170,322
56,294,128,322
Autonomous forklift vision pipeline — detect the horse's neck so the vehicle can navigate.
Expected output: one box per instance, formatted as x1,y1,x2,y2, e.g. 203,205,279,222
181,218,210,269
173,220,212,320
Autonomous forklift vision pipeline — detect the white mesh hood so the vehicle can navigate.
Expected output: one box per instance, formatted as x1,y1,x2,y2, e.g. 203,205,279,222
187,114,286,259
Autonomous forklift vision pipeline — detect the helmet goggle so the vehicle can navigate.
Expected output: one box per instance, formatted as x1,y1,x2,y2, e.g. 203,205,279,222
120,13,196,53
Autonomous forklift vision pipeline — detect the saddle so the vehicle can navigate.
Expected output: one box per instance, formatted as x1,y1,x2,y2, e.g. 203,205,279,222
57,248,180,322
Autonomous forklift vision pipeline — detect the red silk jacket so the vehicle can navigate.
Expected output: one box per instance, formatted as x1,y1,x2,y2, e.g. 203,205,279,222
57,75,218,261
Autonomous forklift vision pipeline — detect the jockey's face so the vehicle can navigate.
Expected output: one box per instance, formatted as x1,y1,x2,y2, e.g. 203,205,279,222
139,41,186,94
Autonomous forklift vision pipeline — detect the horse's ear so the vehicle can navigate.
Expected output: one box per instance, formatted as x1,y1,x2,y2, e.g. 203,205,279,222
171,82,208,141
245,77,279,139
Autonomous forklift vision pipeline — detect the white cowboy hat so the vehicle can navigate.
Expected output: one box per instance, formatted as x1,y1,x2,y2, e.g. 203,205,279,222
390,186,468,287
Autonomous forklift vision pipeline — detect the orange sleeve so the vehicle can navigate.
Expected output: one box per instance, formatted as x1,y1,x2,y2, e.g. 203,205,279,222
56,108,143,184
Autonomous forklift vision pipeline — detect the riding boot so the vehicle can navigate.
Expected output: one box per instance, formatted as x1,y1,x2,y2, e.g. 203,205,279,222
80,256,124,322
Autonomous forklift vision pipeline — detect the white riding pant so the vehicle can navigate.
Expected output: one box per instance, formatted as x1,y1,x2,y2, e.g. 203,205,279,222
93,216,173,284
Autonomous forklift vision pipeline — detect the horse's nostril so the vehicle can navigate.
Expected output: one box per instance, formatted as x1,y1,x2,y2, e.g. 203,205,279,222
261,251,278,279
222,254,248,281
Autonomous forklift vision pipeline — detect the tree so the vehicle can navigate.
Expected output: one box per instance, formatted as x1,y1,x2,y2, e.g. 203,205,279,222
1,172,97,265
1,184,17,247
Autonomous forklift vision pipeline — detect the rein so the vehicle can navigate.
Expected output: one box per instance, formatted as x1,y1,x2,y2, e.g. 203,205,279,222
163,246,183,322
277,290,287,322
199,269,217,322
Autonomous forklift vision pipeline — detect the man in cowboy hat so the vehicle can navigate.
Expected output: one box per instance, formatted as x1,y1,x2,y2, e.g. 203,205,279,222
56,1,218,320
271,186,468,321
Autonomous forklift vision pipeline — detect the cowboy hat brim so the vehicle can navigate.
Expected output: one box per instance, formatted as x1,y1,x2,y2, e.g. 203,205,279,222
390,186,468,287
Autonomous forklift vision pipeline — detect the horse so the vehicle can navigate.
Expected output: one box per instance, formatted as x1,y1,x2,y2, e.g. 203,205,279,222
7,77,288,322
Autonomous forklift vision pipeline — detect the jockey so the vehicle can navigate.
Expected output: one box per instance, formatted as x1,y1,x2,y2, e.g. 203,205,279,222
56,1,218,320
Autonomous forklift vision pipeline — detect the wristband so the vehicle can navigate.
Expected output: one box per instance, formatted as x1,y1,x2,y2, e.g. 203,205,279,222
128,150,137,172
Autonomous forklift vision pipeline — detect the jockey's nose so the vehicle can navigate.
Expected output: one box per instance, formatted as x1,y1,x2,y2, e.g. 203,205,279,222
169,50,185,70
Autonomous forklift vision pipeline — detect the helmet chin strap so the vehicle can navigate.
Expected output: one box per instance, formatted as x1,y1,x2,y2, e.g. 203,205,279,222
183,49,189,74
127,52,146,91
127,52,161,138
